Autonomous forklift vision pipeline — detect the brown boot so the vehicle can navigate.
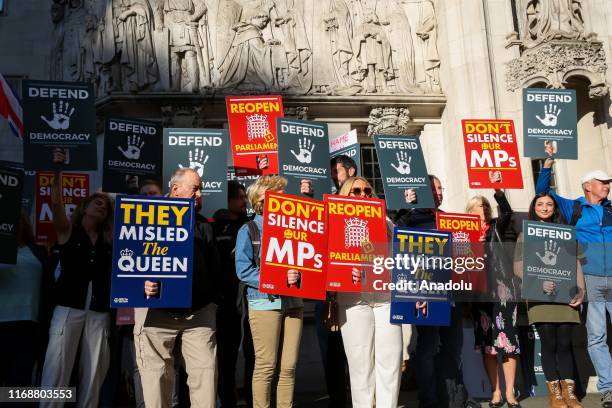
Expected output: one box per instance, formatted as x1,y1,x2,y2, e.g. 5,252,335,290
560,379,582,408
547,381,568,408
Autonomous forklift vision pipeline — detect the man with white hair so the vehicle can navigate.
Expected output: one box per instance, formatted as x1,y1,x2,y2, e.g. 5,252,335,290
537,157,612,408
135,167,220,408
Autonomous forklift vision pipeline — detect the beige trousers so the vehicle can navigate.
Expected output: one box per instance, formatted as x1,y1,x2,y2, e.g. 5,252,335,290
134,304,217,408
249,307,303,408
40,306,110,408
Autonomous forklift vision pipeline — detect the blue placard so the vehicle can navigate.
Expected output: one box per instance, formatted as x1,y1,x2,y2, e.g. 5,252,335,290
390,227,452,326
110,195,195,308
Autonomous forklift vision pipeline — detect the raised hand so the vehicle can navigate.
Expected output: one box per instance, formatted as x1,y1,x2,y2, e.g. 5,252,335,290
178,148,209,177
536,239,561,266
391,151,412,175
41,101,75,130
118,135,145,160
291,137,315,164
536,104,561,127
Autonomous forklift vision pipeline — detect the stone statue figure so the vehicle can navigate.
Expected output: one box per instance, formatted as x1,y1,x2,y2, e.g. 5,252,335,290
414,0,440,92
218,5,278,92
323,0,358,94
381,0,416,93
50,3,66,81
351,9,393,93
523,0,584,47
210,0,243,85
163,0,207,92
269,0,313,93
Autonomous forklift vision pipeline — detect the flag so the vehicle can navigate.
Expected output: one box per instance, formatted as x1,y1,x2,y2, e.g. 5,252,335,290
0,73,23,139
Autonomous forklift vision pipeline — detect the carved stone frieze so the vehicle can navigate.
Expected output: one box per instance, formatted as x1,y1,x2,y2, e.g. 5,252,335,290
505,40,608,97
49,0,444,97
367,107,411,138
283,106,309,120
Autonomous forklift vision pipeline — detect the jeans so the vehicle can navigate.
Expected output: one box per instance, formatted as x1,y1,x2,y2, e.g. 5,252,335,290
585,275,612,393
415,304,467,408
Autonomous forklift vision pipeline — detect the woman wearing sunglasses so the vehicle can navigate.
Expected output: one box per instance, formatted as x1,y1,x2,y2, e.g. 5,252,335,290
336,177,403,408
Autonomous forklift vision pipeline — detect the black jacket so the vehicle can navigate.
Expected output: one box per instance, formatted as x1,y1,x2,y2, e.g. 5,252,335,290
189,214,222,310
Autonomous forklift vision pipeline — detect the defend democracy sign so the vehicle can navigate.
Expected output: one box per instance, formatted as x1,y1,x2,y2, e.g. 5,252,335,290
462,119,523,189
35,172,89,243
523,89,577,159
226,95,284,175
163,128,228,219
324,194,388,292
374,135,434,209
110,196,195,308
22,80,97,171
259,192,327,300
390,228,452,326
0,166,23,264
277,118,332,200
103,118,162,194
522,220,578,303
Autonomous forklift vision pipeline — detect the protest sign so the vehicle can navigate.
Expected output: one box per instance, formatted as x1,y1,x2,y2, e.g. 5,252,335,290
0,161,35,216
163,128,227,218
259,191,327,300
523,89,577,159
226,95,283,174
389,227,452,326
110,195,195,308
330,129,361,169
522,220,578,303
22,80,97,171
436,212,486,294
374,135,433,209
103,117,162,194
324,194,388,292
277,118,332,200
462,119,523,189
35,172,89,243
0,166,23,264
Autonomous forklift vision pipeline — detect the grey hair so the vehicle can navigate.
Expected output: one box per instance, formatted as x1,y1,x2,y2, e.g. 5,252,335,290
169,167,200,189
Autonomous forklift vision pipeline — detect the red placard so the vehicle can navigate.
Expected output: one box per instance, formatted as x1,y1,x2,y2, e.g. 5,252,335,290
226,95,284,175
35,172,90,243
436,212,486,293
461,119,523,189
259,191,327,300
325,194,388,292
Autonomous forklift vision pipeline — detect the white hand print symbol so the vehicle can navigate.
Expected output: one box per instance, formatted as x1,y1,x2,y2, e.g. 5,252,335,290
391,151,412,175
536,104,561,127
536,239,561,266
179,148,209,177
41,101,75,130
118,135,145,160
291,137,315,164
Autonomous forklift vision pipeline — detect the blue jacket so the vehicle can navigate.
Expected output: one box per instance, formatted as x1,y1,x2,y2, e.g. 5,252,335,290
536,168,612,277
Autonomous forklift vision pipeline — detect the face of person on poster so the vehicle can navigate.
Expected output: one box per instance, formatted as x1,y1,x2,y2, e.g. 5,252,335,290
170,169,203,212
431,177,444,209
534,195,555,222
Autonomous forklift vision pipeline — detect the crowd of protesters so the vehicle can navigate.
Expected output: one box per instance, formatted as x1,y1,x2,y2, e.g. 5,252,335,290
0,152,610,408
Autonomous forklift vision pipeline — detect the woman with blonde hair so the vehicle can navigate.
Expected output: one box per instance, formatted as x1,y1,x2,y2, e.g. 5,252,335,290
337,176,403,408
235,175,304,408
466,190,521,408
41,174,114,408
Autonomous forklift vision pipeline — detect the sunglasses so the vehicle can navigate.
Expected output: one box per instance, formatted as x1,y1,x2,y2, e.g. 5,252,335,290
350,187,373,197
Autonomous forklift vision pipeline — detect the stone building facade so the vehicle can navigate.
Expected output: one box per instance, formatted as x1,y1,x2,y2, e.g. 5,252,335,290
0,0,611,214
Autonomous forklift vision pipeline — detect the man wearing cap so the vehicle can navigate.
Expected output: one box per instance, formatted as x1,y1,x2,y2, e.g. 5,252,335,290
537,157,612,408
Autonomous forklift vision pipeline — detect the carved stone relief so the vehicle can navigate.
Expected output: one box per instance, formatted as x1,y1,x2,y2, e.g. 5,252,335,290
50,0,443,96
161,105,205,127
367,107,411,138
506,0,609,97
